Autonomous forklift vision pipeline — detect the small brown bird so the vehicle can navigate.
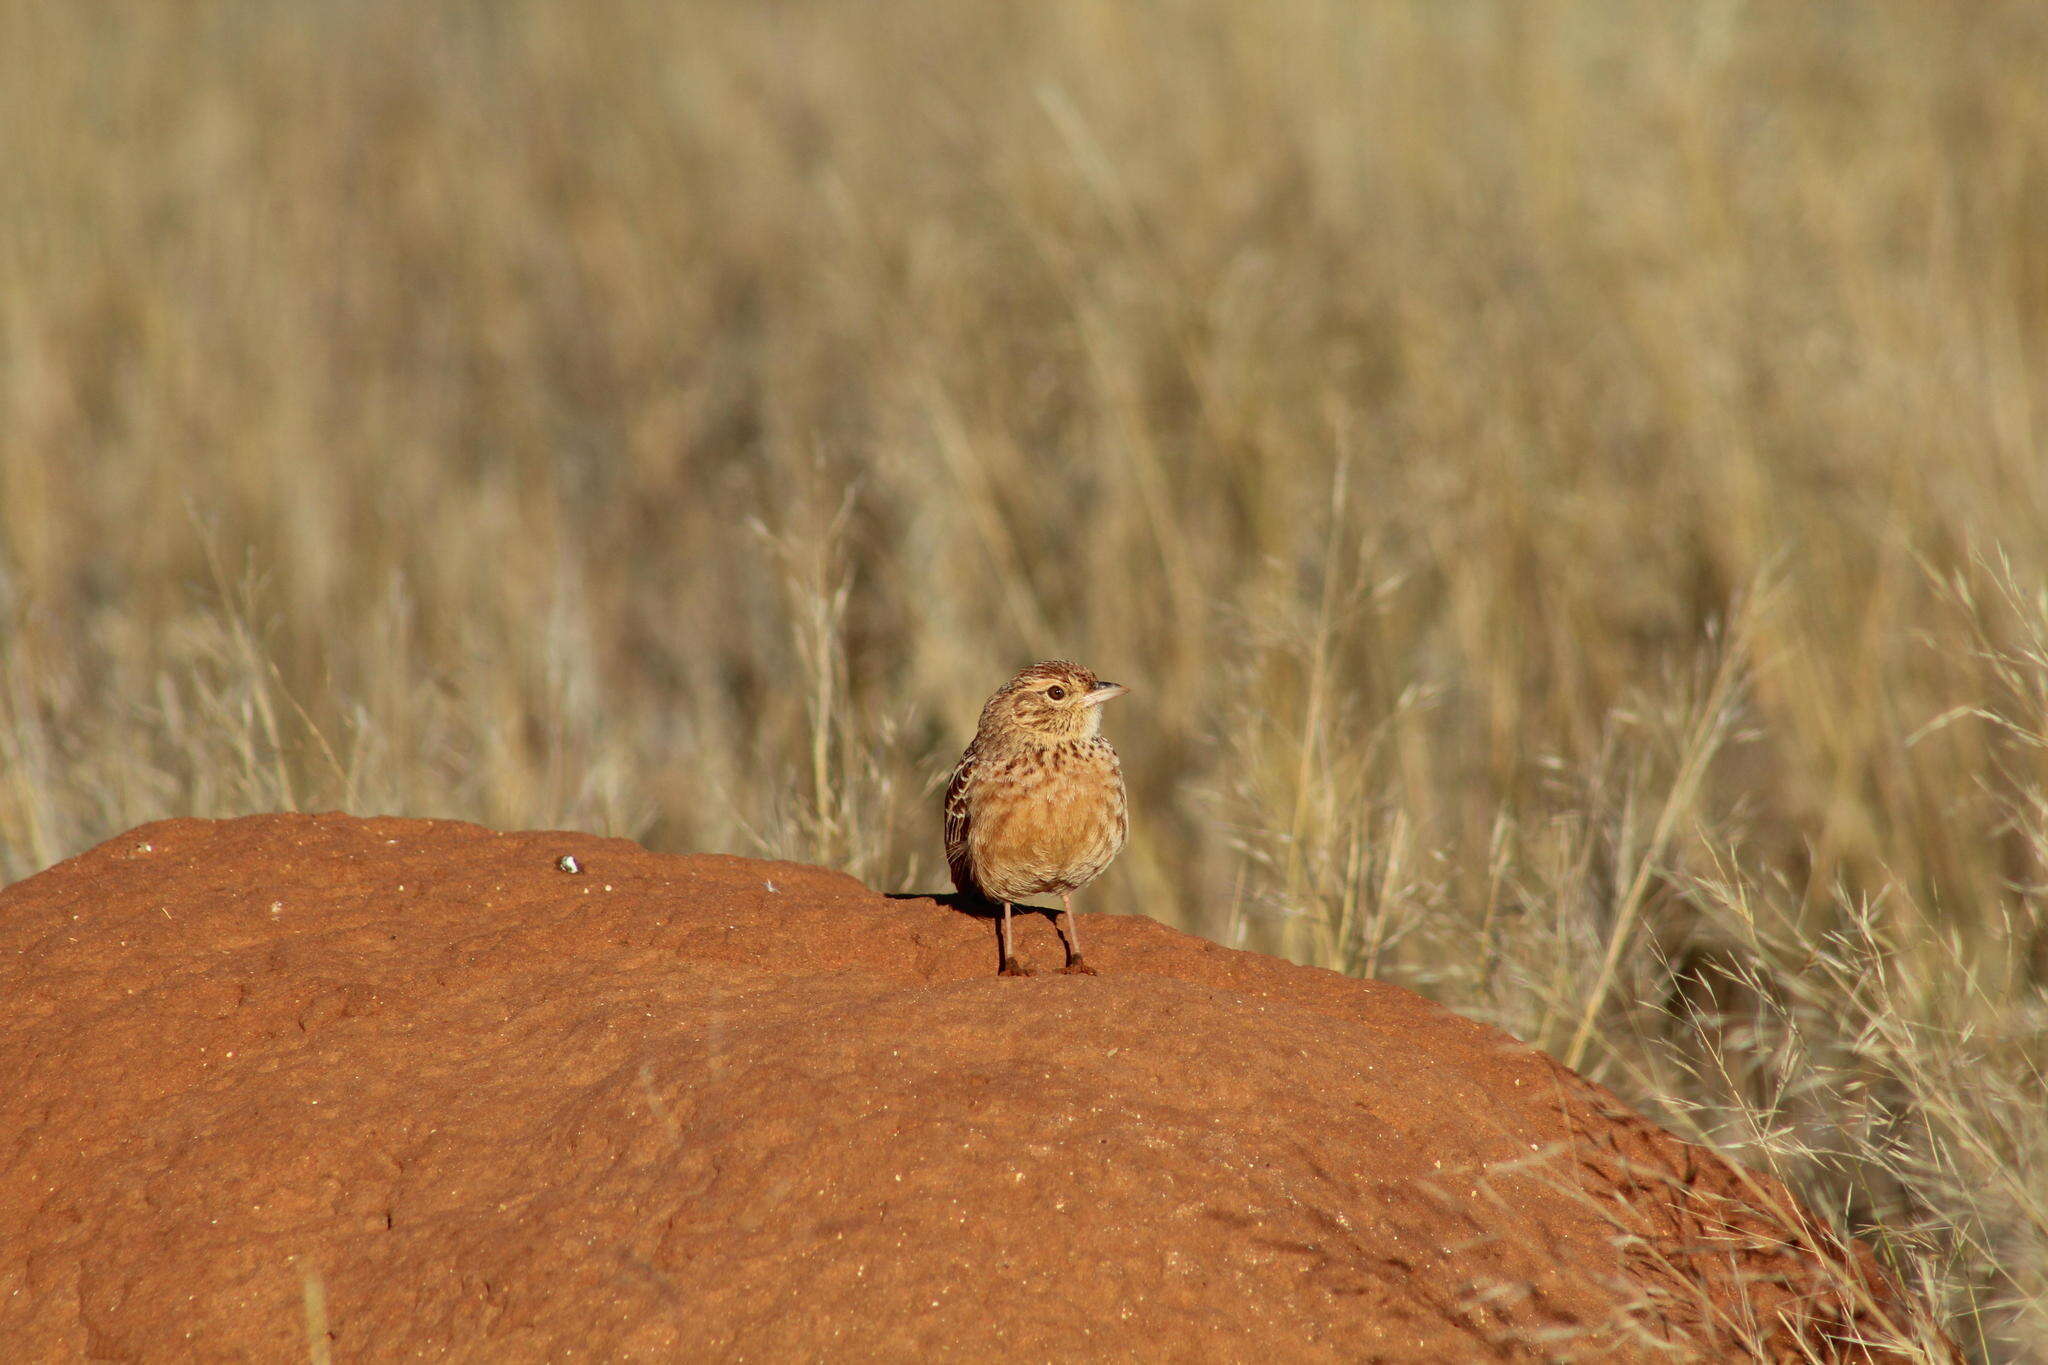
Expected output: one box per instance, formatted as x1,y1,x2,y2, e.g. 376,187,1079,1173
945,660,1130,975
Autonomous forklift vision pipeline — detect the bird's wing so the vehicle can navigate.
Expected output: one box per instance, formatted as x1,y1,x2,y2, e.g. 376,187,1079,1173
943,745,977,893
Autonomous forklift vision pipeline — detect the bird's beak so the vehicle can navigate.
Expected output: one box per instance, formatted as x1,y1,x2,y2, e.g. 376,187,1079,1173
1082,681,1129,706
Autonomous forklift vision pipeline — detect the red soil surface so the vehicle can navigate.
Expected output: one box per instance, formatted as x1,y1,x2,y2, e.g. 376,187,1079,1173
0,814,1920,1360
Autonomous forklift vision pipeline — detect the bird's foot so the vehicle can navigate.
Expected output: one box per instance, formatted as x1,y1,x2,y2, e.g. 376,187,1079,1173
999,958,1037,977
1059,957,1098,976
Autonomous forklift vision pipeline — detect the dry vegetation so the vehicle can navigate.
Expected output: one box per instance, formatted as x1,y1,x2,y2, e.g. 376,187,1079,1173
3,1,2046,1356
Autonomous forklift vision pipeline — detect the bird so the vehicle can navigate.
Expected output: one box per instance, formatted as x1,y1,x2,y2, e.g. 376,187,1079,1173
944,660,1129,976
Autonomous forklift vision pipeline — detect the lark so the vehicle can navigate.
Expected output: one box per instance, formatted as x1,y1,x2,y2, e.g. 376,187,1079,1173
945,660,1129,976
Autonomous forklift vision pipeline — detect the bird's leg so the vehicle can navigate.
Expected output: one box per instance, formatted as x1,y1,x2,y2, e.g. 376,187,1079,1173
1058,892,1097,975
998,902,1033,976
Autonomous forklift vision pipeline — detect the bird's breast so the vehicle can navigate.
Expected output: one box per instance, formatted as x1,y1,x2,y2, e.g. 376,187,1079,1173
967,740,1127,901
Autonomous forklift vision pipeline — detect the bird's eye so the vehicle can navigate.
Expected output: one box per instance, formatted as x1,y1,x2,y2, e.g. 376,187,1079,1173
1046,685,1067,701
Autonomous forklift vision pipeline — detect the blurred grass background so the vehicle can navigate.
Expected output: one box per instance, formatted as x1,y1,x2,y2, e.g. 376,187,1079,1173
3,0,2046,1355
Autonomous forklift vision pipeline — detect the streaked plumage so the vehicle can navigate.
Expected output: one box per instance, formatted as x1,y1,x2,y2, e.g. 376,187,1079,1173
945,660,1129,975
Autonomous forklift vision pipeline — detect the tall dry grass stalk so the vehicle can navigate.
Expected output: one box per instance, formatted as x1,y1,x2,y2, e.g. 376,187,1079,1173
4,1,2046,1355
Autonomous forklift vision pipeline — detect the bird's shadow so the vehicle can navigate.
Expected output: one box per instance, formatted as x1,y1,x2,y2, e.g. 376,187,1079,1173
886,889,1064,924
887,889,1004,920
885,890,1073,971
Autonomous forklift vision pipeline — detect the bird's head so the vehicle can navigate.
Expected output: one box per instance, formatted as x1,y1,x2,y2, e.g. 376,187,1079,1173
980,660,1128,744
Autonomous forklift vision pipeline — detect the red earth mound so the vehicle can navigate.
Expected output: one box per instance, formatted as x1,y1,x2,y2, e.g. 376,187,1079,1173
1,814,1921,1360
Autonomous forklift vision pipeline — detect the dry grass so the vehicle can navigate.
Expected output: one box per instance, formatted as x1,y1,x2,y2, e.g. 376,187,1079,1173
3,1,2046,1356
